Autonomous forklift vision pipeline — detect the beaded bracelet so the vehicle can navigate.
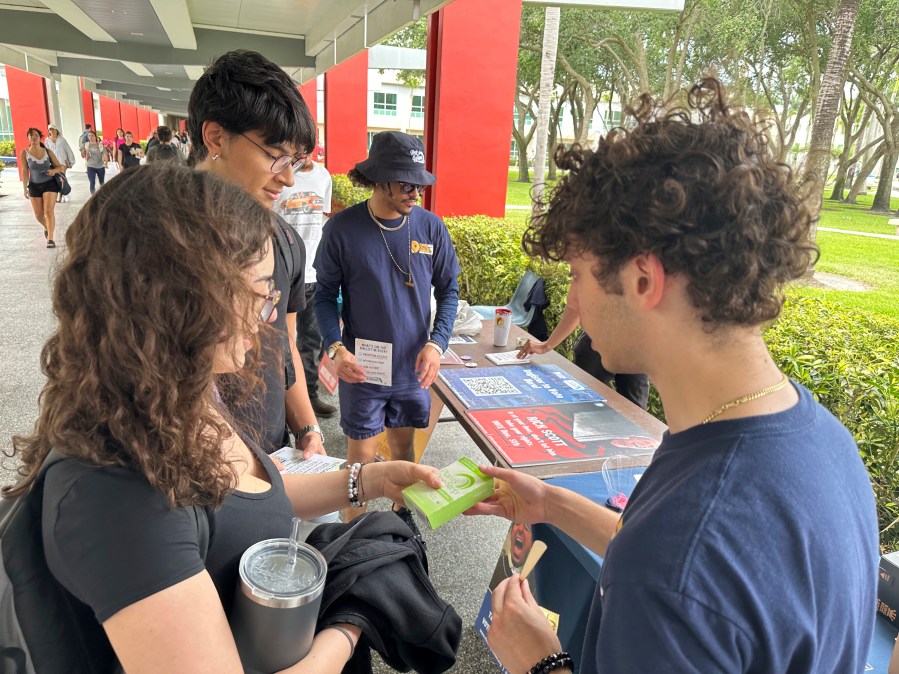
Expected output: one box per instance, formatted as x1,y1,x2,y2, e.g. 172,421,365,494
347,462,365,508
527,651,573,674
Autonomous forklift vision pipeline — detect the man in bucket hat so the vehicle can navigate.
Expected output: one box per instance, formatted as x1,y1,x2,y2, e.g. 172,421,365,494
314,131,460,522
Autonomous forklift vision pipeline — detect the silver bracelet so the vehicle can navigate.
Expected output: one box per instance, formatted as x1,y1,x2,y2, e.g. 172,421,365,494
347,463,364,508
327,625,356,659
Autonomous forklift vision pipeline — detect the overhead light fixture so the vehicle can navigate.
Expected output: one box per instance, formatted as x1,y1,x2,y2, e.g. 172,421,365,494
131,32,144,36
111,9,127,14
164,71,174,75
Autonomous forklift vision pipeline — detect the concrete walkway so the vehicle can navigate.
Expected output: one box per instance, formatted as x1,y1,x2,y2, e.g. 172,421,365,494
0,166,507,673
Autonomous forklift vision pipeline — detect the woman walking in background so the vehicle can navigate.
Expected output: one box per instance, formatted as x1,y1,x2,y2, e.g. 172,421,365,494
81,130,109,194
45,125,76,203
20,127,65,248
112,128,126,170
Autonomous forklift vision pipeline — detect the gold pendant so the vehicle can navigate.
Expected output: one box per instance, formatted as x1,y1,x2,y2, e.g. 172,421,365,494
405,280,415,288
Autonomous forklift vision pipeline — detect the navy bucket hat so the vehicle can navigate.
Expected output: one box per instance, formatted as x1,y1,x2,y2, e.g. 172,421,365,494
354,131,436,185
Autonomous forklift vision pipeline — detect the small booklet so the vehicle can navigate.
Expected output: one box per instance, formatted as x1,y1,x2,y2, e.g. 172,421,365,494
270,447,346,475
485,350,531,366
402,457,494,529
355,338,393,386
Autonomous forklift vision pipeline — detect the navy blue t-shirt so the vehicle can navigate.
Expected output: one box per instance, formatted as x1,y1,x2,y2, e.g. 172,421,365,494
314,202,460,387
582,381,878,673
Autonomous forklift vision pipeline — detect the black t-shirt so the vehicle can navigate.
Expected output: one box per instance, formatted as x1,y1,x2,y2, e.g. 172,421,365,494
227,217,306,452
42,442,295,623
120,143,142,168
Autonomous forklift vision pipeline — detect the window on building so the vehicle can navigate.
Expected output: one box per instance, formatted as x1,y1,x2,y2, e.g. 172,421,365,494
513,107,534,127
373,92,397,116
411,95,425,118
0,98,13,144
509,139,518,165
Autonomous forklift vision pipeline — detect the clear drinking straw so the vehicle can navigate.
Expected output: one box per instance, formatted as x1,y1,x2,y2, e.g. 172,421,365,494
287,516,302,567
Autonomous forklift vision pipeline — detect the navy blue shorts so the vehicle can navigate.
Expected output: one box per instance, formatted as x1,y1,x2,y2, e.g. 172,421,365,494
338,381,430,440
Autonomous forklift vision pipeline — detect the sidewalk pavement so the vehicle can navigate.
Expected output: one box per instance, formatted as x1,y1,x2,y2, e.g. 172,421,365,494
0,166,508,674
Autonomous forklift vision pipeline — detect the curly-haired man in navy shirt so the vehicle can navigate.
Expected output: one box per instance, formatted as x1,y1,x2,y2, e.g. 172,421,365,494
468,79,878,674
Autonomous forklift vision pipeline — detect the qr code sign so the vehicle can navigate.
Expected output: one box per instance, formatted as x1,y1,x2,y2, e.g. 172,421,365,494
462,376,521,397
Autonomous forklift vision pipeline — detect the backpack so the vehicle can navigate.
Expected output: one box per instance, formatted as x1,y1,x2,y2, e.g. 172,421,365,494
153,143,180,164
0,451,210,674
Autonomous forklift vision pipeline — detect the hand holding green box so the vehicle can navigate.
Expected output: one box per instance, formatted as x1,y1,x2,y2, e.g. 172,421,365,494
402,458,494,529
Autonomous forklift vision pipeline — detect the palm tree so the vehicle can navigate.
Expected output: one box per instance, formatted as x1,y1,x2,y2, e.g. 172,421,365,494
801,0,861,246
532,6,561,211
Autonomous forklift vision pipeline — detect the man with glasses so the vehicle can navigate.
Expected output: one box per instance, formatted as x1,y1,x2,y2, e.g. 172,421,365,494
314,131,460,522
187,50,326,458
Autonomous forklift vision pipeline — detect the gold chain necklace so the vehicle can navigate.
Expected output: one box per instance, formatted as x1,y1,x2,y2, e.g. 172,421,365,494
368,200,414,288
702,374,790,424
367,199,407,232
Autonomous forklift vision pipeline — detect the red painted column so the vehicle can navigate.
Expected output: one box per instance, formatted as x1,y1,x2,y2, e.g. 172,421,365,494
120,103,139,137
298,80,317,128
179,119,186,132
98,95,122,138
137,108,152,141
80,80,95,129
423,0,522,217
150,112,160,130
6,66,49,179
324,50,368,175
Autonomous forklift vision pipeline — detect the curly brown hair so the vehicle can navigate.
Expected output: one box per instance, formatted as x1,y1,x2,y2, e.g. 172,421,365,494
524,77,818,327
4,164,275,507
348,168,377,190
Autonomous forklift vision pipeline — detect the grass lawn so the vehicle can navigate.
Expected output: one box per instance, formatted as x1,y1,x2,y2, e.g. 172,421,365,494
502,181,899,320
818,194,899,235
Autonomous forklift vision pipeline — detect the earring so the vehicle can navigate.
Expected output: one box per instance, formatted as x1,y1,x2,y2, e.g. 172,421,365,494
212,154,220,161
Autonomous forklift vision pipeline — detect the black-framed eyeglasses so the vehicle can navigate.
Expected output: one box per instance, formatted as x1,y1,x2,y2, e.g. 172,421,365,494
239,133,308,174
398,182,425,194
258,278,281,322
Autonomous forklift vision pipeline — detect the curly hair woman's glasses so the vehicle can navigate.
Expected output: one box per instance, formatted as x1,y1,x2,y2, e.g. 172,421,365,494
258,279,281,322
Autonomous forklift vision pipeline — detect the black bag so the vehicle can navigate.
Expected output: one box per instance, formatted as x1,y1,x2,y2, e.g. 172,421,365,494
55,173,72,196
0,451,210,674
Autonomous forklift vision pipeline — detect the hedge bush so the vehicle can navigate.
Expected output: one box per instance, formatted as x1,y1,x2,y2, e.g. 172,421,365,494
0,140,15,157
331,173,372,212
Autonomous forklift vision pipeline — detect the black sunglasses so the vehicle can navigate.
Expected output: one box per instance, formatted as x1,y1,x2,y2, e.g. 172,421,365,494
398,182,426,194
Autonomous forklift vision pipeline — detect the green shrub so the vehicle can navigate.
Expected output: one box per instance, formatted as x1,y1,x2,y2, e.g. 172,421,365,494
0,140,16,157
765,295,899,552
331,174,371,211
444,215,576,357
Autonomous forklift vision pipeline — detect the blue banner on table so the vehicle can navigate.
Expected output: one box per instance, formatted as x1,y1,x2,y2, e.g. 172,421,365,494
466,401,658,467
438,364,604,410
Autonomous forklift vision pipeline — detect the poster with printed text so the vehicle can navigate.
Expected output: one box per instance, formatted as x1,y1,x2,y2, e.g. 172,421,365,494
466,401,659,467
438,364,604,410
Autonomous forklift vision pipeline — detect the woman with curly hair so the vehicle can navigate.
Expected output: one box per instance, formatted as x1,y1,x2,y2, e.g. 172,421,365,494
6,164,440,673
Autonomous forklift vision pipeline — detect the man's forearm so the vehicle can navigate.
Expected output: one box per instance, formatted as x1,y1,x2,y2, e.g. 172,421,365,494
545,484,621,559
543,302,581,350
430,281,459,350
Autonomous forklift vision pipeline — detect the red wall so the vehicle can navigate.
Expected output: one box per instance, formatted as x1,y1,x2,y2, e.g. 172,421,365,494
324,51,368,175
423,0,522,217
6,66,49,177
138,108,152,142
99,95,122,138
80,83,95,130
298,80,317,129
120,103,139,138
150,112,160,130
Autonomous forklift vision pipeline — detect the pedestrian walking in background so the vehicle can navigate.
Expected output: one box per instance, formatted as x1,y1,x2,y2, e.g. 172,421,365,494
20,127,65,248
45,125,76,203
81,130,109,194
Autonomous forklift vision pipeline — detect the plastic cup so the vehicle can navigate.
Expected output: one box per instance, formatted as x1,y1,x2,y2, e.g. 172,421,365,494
230,538,327,673
494,308,512,347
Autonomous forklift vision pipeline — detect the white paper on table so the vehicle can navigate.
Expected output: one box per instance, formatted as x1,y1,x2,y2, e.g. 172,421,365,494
485,350,531,366
271,447,346,475
355,338,393,386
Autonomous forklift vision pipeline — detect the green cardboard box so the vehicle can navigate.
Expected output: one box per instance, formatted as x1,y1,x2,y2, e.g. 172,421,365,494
403,457,494,529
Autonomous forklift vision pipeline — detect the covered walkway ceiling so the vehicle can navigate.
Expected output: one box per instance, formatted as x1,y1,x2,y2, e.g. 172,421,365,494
0,0,683,116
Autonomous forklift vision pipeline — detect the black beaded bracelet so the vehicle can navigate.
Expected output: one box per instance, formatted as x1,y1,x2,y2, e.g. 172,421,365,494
347,462,364,508
527,651,573,674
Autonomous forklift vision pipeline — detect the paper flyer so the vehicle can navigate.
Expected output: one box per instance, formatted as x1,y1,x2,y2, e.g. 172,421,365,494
466,401,659,467
270,447,346,474
448,334,477,344
438,364,604,410
485,350,530,366
318,352,339,394
440,348,465,366
355,338,392,386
